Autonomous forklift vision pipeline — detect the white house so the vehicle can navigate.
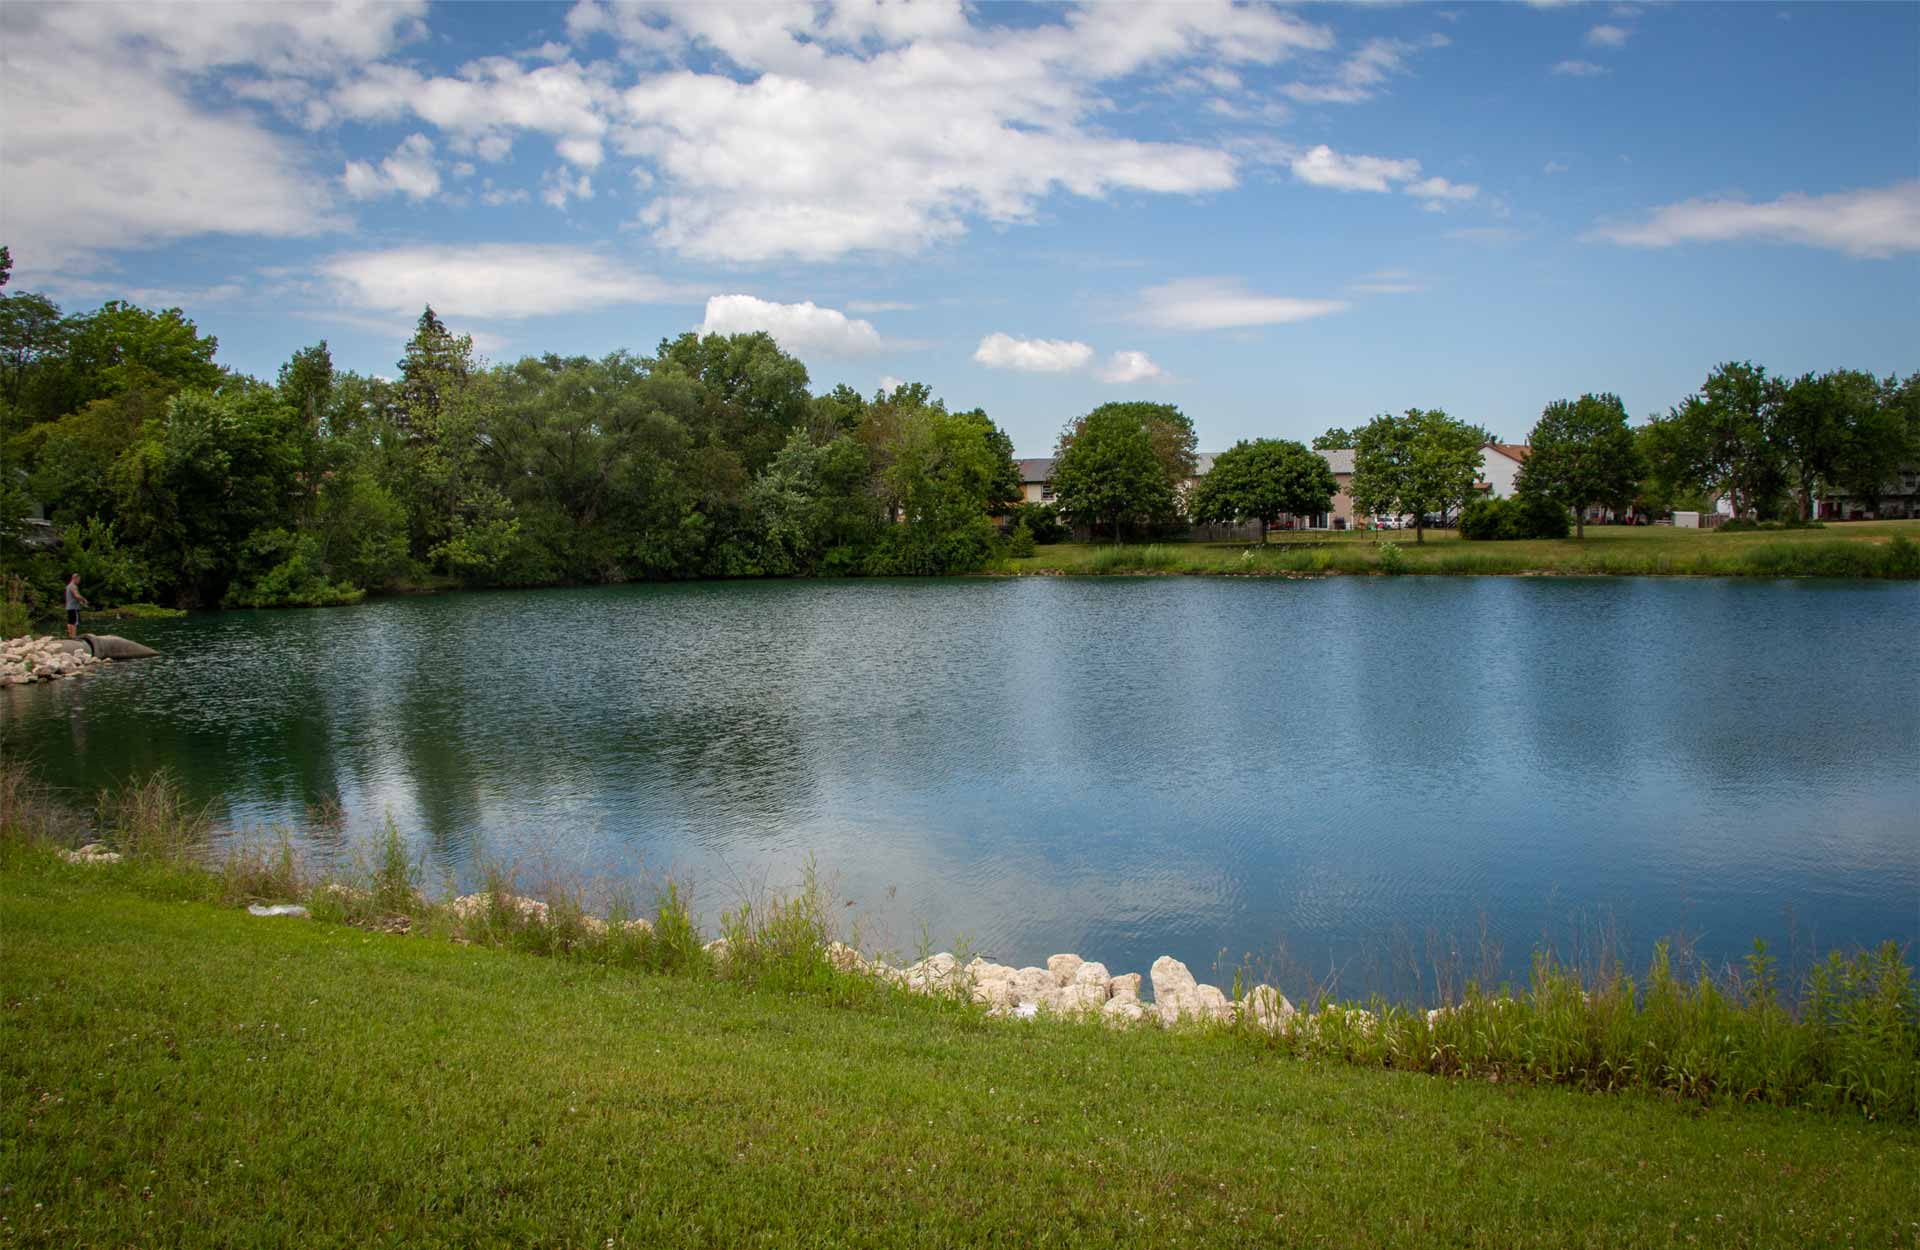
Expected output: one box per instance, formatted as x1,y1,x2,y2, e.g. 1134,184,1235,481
1477,443,1530,498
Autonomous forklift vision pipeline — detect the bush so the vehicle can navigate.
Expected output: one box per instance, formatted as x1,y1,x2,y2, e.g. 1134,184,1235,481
1007,501,1069,544
1513,494,1572,539
1004,523,1036,559
1375,541,1408,575
1458,498,1506,541
1459,496,1570,540
225,528,364,609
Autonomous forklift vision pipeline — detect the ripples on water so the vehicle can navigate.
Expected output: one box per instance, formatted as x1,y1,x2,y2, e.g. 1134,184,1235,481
6,577,1917,991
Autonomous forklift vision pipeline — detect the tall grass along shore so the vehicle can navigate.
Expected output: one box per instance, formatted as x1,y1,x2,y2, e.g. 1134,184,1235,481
4,763,1918,1246
1011,519,1920,579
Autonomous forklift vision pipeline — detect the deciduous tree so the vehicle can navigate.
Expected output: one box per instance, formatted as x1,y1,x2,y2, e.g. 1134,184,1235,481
1348,408,1483,544
1515,393,1642,538
1049,404,1175,543
1187,438,1338,543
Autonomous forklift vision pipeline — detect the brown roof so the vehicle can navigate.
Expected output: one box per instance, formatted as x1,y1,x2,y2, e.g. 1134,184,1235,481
1484,443,1531,464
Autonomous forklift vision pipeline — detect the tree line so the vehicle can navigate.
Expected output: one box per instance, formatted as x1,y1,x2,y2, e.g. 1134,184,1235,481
3,247,1914,611
2,256,1042,611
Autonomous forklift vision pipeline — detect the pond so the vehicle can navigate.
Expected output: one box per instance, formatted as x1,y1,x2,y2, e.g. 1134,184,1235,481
6,576,1916,994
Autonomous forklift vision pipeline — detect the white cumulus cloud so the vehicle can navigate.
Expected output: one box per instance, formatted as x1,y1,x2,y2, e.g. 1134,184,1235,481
1587,182,1920,258
700,295,888,357
342,133,440,200
1289,145,1477,209
1552,60,1608,77
973,333,1096,374
1585,24,1631,48
1137,278,1347,331
1096,350,1167,384
1290,145,1420,193
322,244,682,318
595,2,1328,262
0,1,422,272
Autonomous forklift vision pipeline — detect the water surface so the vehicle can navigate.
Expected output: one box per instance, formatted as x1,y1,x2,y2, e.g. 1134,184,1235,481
7,577,1916,991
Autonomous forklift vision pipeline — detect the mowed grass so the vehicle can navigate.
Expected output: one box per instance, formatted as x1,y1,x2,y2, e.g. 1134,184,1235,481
4,862,1918,1249
1012,518,1920,578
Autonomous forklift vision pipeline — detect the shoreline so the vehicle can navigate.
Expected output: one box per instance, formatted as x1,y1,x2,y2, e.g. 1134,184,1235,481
3,752,1913,1126
8,864,1914,1247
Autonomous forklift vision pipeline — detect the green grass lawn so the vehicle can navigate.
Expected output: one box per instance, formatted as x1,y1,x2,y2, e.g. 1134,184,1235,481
4,859,1916,1249
1012,518,1920,578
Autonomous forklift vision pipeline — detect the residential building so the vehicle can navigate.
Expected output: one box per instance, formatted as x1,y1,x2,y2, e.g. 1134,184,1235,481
1817,467,1920,520
1477,443,1530,498
1015,458,1055,504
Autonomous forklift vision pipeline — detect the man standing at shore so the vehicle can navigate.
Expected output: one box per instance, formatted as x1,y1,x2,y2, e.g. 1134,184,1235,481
64,573,89,638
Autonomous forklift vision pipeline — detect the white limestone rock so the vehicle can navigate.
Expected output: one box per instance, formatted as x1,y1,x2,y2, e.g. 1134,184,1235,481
1150,955,1199,1025
60,843,122,865
1239,984,1296,1034
1046,953,1084,986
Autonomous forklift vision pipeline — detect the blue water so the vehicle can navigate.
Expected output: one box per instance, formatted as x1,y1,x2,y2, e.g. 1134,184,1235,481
6,576,1916,992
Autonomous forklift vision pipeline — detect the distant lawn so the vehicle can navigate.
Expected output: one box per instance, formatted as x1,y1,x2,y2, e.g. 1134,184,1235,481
1012,518,1920,578
3,861,1917,1249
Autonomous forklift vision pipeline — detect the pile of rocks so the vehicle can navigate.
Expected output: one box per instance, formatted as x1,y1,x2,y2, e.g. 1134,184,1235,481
60,843,124,865
2,635,110,686
853,947,1298,1032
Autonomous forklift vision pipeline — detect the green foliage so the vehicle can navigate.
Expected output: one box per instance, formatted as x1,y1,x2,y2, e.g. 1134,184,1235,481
1006,501,1068,543
1004,523,1036,558
1186,437,1337,541
1050,404,1177,543
59,515,154,604
1460,495,1572,541
1311,427,1355,450
108,387,302,605
1056,401,1198,494
224,528,365,608
1516,393,1641,537
1348,408,1484,543
1643,361,1789,520
1375,540,1408,574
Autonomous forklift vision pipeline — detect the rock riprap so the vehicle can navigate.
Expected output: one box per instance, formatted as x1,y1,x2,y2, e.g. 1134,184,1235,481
859,948,1295,1031
2,633,157,686
3,636,109,685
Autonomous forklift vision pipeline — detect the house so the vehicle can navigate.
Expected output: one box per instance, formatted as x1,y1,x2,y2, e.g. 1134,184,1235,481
1477,443,1530,498
1817,467,1920,520
1015,458,1056,504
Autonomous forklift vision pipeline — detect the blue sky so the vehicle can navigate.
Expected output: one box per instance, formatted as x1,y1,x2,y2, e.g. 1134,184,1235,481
5,0,1915,454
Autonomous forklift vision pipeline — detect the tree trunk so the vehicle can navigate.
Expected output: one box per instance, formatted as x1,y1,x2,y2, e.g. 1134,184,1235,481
1801,474,1815,522
1415,517,1425,544
1259,516,1269,546
1575,504,1585,540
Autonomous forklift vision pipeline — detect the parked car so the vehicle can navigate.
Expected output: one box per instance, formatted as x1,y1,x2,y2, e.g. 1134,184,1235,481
1373,516,1401,530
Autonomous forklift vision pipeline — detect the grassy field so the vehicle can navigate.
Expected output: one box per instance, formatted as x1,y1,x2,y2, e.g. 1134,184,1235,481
4,855,1919,1249
1011,518,1920,578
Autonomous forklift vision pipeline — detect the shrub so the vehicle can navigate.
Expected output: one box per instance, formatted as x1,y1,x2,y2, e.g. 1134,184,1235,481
1004,523,1037,559
1007,501,1069,544
1459,495,1570,540
1376,541,1408,575
1457,497,1506,541
1512,494,1572,539
225,528,364,609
